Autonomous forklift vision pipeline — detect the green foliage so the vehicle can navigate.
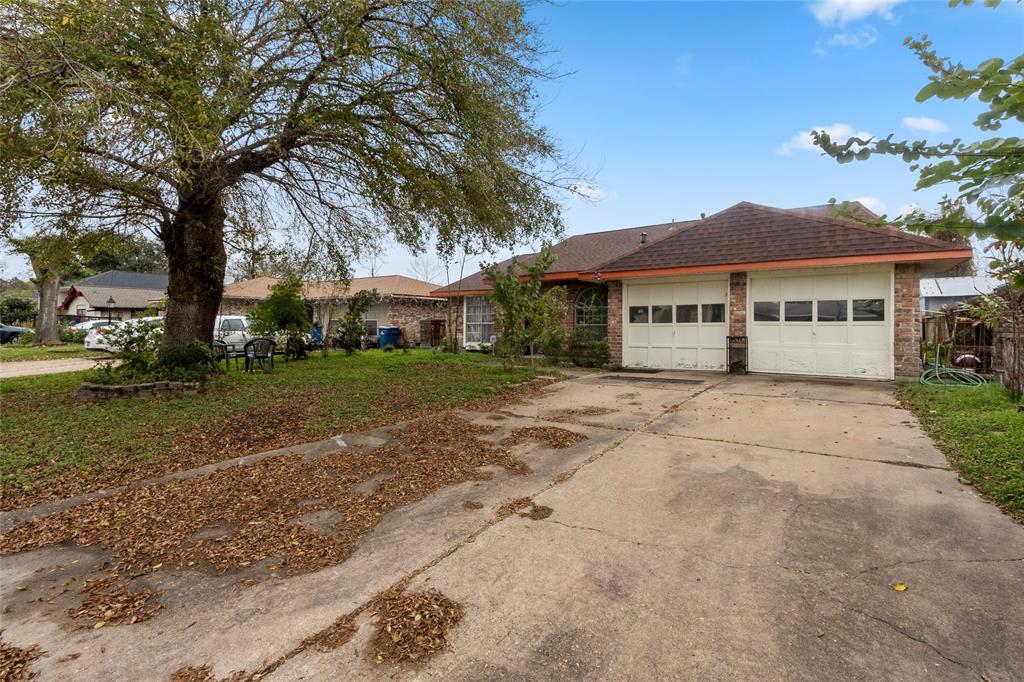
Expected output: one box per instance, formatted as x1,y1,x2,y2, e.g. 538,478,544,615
248,279,310,336
59,324,87,344
333,289,380,355
0,0,572,351
0,297,36,324
899,382,1024,521
15,329,35,345
813,4,1022,240
482,246,563,369
83,236,167,274
566,328,611,368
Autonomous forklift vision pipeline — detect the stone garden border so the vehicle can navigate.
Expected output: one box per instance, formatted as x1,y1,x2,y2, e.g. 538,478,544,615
74,380,201,402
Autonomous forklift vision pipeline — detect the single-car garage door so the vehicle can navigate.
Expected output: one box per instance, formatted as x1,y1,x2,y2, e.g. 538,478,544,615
748,267,892,379
623,278,728,370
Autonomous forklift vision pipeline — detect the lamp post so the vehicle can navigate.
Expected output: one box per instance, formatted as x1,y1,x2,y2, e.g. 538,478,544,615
106,296,116,324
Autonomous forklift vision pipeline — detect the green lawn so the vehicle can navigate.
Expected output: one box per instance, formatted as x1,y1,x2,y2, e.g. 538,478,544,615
0,344,107,362
1,349,540,510
898,382,1024,523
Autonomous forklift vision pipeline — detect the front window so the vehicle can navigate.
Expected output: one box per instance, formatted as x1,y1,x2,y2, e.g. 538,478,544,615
465,296,495,343
574,287,608,340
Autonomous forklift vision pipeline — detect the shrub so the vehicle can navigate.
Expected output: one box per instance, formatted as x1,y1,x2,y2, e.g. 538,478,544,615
59,325,87,343
566,328,610,368
15,329,36,345
0,297,37,324
152,341,219,382
249,279,310,337
332,289,379,355
382,343,394,352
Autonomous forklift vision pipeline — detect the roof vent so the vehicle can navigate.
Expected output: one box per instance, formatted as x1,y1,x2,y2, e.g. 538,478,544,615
640,232,648,244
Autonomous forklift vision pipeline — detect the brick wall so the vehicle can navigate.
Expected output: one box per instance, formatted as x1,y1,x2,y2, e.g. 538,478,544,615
894,263,922,378
607,280,623,365
387,297,448,345
729,272,747,337
219,298,257,316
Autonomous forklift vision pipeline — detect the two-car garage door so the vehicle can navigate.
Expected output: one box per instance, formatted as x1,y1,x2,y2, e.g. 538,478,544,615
621,266,894,379
747,268,892,379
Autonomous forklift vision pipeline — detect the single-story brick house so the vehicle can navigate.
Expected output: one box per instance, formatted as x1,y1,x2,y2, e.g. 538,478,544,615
221,275,448,346
433,202,973,379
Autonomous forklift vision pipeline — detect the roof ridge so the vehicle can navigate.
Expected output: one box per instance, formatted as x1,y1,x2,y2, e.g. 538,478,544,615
736,202,957,250
576,219,698,237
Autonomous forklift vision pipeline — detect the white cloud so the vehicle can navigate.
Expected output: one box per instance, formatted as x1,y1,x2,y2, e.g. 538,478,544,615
809,0,903,26
827,28,877,48
570,182,606,201
853,196,886,214
777,123,872,155
902,116,950,133
898,202,922,216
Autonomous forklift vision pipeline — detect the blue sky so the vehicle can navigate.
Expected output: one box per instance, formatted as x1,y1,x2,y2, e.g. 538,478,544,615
397,0,1023,280
2,1,1021,281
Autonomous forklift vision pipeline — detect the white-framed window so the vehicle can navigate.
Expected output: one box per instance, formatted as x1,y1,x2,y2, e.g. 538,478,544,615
574,287,608,340
464,296,495,343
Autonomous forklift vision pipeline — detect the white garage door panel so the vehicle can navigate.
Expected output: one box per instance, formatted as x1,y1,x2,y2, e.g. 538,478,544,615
624,279,728,371
748,268,892,380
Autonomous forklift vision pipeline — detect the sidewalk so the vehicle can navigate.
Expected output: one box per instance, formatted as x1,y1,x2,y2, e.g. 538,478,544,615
0,357,103,379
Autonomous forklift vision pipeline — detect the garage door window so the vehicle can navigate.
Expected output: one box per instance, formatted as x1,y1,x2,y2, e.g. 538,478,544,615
675,304,698,323
784,301,812,322
754,301,780,322
816,300,848,322
853,298,885,321
702,303,725,323
629,306,649,324
651,305,673,324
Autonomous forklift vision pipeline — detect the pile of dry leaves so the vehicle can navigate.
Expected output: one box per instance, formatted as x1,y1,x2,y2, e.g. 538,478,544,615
543,406,617,423
71,574,161,629
502,427,588,449
301,614,359,652
0,639,42,682
168,665,252,682
0,412,529,579
495,497,553,521
370,589,463,664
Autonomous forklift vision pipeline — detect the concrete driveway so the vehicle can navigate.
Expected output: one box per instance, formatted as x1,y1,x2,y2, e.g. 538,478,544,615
3,372,1022,681
0,357,104,378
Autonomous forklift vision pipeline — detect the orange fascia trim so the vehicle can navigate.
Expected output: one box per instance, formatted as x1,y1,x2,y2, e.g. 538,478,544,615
585,250,974,280
430,289,491,297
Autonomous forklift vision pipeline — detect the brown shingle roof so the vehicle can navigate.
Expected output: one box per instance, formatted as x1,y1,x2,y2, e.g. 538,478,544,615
223,275,439,301
432,220,695,295
63,285,165,311
595,202,966,274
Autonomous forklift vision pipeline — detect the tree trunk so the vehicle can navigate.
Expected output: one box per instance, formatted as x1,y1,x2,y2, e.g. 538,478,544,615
160,190,228,354
34,271,60,345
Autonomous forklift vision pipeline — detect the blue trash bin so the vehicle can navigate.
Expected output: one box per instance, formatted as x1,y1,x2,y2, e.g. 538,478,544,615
378,326,401,348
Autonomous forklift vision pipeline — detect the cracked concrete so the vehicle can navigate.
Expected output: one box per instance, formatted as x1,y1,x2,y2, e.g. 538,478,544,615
2,371,1022,681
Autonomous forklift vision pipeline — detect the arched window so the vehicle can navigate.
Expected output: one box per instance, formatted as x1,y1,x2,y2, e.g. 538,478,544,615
574,287,608,340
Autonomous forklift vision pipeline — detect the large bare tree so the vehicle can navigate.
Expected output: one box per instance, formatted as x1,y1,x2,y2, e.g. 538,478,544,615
1,0,570,353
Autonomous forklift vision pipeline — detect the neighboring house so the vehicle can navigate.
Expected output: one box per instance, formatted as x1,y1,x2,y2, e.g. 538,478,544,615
220,275,447,346
59,270,169,321
920,276,998,312
433,201,972,380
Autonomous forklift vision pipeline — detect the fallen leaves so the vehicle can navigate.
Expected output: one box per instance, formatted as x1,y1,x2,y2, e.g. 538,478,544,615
891,582,909,592
168,665,251,682
495,497,534,519
302,614,359,652
0,639,42,682
1,413,530,582
70,575,161,628
370,589,462,664
502,427,588,449
461,500,484,511
542,406,617,423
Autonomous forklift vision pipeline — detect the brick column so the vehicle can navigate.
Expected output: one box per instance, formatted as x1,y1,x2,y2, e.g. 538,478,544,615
894,263,922,378
729,272,747,337
606,280,623,366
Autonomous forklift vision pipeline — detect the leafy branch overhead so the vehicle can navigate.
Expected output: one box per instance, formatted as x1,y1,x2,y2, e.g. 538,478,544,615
0,0,576,352
813,19,1023,240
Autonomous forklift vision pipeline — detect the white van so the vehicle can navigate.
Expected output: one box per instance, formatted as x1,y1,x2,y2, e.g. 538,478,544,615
214,316,251,353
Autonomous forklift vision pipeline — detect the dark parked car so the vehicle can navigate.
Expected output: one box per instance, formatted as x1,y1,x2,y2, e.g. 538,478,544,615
0,323,30,344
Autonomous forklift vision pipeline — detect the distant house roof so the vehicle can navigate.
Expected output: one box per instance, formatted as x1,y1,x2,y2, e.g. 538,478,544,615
787,201,880,220
595,202,966,275
920,276,998,298
222,275,440,301
61,285,164,311
432,220,697,295
72,270,169,291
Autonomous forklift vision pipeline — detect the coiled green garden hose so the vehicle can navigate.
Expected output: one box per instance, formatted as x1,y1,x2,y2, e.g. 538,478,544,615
920,342,988,386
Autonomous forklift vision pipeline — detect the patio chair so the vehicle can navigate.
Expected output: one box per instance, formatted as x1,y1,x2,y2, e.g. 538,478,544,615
244,337,277,373
210,340,233,370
